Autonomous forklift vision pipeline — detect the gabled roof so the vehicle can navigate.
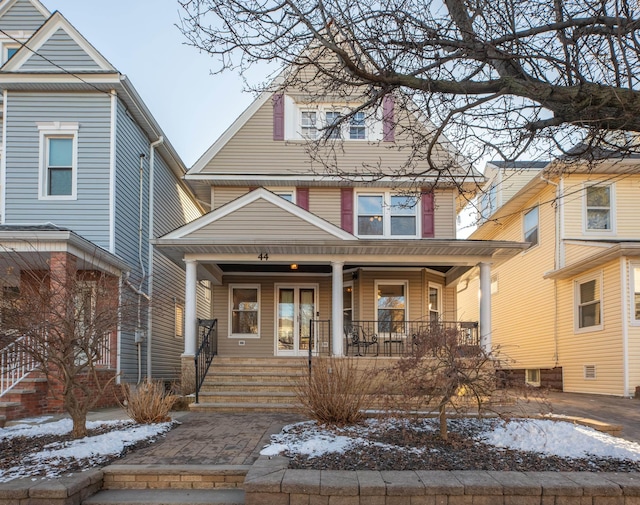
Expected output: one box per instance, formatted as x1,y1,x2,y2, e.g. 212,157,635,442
2,10,115,72
0,0,49,28
162,188,355,242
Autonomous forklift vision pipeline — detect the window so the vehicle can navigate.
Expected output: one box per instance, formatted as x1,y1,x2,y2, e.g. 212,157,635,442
175,301,184,339
479,184,497,222
325,111,342,139
349,111,366,139
575,275,602,330
229,284,260,337
633,266,640,323
300,111,318,139
357,192,419,237
526,369,541,387
377,282,407,333
523,206,539,246
38,122,78,200
428,284,442,322
585,184,612,231
3,44,19,63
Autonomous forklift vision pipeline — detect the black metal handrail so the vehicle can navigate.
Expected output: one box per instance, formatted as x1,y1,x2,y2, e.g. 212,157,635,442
194,318,217,404
309,319,331,375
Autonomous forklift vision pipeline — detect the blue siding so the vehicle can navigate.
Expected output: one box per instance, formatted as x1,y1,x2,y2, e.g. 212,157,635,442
0,0,46,31
4,92,111,247
115,103,151,380
22,28,102,71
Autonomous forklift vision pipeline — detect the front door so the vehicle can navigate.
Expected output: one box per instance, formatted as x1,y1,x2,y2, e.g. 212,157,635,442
276,285,317,356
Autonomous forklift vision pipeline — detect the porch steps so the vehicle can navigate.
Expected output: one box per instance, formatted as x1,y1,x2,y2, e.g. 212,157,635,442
191,357,307,412
83,489,245,505
0,377,49,424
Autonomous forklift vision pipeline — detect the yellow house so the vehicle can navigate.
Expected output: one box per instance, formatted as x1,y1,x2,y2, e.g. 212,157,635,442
458,160,640,397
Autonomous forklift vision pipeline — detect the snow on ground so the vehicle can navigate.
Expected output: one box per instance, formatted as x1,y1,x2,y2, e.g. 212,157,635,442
0,416,174,482
261,417,640,462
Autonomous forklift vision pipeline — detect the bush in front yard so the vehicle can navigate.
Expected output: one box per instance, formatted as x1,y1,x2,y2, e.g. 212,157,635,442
294,357,372,425
121,380,177,423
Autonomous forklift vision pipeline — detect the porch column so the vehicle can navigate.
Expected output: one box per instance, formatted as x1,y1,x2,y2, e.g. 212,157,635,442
479,262,492,353
331,261,344,356
184,258,198,357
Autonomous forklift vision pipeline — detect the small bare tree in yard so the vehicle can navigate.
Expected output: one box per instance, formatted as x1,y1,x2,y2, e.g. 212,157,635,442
387,325,499,441
1,253,123,438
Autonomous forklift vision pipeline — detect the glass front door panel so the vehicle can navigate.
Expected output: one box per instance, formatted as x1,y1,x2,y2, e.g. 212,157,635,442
277,289,294,351
299,288,315,352
277,286,316,355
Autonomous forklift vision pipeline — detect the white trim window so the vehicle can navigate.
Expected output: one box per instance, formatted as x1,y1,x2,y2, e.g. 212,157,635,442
2,43,19,64
523,205,539,247
268,187,295,203
290,103,378,141
300,111,318,139
349,111,366,139
357,192,419,238
428,283,442,322
37,122,78,200
575,274,603,331
376,281,408,334
585,184,614,232
325,110,342,140
229,284,260,338
632,265,640,324
174,300,184,339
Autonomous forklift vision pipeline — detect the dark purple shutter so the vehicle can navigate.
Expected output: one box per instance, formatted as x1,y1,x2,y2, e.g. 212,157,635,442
341,188,354,233
273,93,284,141
383,94,395,142
297,187,309,210
421,189,435,238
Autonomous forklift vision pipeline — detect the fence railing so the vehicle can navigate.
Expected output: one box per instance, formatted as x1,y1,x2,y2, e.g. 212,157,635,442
0,335,37,397
94,333,113,368
343,320,479,357
195,319,218,404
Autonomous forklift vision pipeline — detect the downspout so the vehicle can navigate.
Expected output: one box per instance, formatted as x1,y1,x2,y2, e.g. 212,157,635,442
147,137,164,380
136,153,147,384
621,258,630,397
540,173,561,367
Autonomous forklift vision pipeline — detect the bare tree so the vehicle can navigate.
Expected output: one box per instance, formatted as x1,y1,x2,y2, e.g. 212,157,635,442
179,0,640,175
0,252,125,438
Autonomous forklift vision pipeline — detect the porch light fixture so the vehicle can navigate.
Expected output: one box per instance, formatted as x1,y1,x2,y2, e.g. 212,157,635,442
290,263,298,270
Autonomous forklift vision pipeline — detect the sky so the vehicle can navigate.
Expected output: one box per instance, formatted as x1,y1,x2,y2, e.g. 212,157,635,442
51,0,258,168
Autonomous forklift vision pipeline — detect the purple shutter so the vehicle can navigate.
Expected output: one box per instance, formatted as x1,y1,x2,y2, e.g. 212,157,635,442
383,94,395,142
421,189,435,238
273,93,284,141
297,187,309,210
341,188,354,233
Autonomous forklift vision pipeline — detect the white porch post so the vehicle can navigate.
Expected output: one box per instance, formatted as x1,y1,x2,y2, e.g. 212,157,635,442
331,261,344,356
479,262,492,353
184,258,198,357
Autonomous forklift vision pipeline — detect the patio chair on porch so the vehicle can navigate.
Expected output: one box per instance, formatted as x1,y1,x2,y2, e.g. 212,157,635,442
345,325,379,356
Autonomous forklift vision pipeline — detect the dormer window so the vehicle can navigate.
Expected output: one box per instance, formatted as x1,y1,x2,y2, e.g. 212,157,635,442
325,111,342,139
300,111,318,139
349,112,366,139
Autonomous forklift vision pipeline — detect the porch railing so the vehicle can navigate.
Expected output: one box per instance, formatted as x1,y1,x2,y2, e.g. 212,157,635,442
344,320,479,357
0,335,37,397
194,318,218,404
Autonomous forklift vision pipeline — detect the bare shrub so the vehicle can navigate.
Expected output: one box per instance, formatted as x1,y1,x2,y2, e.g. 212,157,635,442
294,357,372,425
385,324,500,440
121,380,177,423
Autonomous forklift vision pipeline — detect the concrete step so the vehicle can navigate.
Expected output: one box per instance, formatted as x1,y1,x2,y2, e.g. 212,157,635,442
200,381,297,393
196,391,297,404
205,371,307,382
190,401,299,413
83,489,244,505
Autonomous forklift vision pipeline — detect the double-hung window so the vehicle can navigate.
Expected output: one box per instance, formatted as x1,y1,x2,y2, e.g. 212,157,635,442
349,111,366,139
633,265,640,323
325,111,342,139
357,192,418,237
575,275,602,331
523,206,539,246
585,184,613,231
229,284,260,337
38,122,78,200
300,111,318,139
377,282,407,334
428,284,442,323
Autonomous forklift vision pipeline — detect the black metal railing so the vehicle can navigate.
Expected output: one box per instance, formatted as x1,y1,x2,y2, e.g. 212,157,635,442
343,320,479,357
194,318,217,404
308,319,331,375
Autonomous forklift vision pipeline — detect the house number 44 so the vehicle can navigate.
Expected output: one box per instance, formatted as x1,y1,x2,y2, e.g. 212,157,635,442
258,253,269,261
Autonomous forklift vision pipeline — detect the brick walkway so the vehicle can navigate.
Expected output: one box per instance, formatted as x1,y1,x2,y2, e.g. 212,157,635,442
117,412,305,466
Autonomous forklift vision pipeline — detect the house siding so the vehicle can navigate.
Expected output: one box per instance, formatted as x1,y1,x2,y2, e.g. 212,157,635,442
557,261,625,395
0,0,46,31
4,92,111,247
21,28,101,70
114,102,150,380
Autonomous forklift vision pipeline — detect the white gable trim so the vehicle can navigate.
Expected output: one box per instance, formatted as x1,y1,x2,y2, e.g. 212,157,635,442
162,188,355,241
0,0,49,20
3,11,115,72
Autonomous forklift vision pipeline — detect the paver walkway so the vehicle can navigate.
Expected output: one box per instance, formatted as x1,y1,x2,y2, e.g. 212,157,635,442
117,412,305,466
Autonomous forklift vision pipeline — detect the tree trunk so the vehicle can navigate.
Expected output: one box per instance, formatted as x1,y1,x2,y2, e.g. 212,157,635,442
439,403,448,441
71,411,88,438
